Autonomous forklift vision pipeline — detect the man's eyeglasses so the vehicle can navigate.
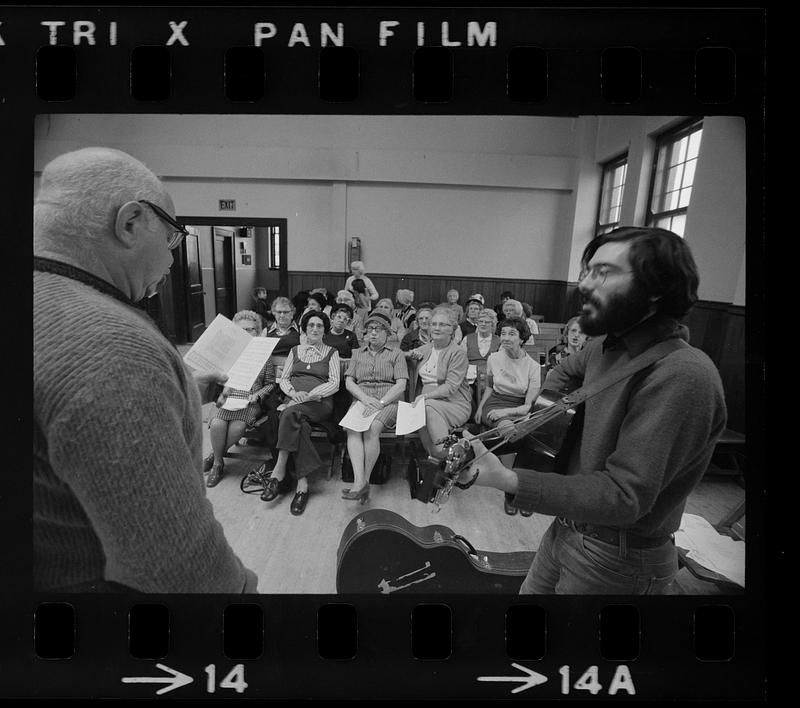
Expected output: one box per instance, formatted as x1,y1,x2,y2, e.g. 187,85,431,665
139,200,190,250
366,325,387,333
578,263,633,285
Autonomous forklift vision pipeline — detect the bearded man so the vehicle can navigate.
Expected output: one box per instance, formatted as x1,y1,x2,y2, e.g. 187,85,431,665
460,227,727,594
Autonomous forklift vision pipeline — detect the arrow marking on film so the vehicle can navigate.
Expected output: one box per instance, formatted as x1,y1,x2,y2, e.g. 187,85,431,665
121,663,194,695
478,663,549,694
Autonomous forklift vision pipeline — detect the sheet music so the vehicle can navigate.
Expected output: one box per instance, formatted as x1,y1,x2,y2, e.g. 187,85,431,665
182,314,251,374
674,513,745,587
466,364,477,384
339,401,381,432
224,336,279,391
396,397,426,435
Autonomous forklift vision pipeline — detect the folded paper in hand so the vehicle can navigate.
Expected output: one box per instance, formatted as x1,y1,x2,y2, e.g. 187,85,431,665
183,314,278,391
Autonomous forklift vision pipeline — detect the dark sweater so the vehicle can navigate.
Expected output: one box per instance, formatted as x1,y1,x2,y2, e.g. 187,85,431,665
513,315,727,538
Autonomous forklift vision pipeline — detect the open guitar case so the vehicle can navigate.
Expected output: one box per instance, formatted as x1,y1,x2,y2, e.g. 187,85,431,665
336,509,535,594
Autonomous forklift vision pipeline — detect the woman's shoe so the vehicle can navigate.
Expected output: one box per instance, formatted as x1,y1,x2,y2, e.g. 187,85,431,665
503,492,518,516
519,508,534,518
202,452,215,472
206,462,224,488
342,485,370,504
260,475,287,502
290,490,309,515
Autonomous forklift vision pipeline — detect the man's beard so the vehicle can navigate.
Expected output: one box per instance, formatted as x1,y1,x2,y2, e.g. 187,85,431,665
579,280,653,337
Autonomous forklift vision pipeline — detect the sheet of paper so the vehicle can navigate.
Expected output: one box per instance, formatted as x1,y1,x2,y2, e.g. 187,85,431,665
221,396,250,412
224,336,279,391
182,314,251,374
396,397,426,435
339,401,381,432
466,364,477,384
674,513,745,587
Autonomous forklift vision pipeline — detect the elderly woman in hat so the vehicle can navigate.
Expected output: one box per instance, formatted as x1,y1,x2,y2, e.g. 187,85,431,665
340,310,409,503
410,305,472,460
372,297,405,347
458,297,484,338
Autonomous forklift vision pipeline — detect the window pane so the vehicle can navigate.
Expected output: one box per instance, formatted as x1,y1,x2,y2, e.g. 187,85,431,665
666,163,685,194
670,214,686,237
664,188,680,211
678,186,693,208
682,158,697,188
687,129,703,160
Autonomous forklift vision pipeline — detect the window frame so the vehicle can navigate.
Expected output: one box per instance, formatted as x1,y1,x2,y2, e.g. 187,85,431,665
594,151,629,237
646,117,704,236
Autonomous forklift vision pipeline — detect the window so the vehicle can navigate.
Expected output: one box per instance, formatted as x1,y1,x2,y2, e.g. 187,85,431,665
595,153,628,236
647,119,703,237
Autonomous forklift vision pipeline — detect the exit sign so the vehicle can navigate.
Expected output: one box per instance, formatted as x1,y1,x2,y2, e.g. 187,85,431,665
219,199,236,211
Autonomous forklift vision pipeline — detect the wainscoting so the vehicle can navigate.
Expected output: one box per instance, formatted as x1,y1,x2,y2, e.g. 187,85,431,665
287,270,747,433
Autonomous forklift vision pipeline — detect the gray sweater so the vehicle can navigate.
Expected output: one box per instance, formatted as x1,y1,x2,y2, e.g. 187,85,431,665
514,315,727,538
34,270,257,592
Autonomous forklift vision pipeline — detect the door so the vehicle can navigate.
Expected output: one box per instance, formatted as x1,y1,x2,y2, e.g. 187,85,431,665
184,229,206,341
213,227,236,319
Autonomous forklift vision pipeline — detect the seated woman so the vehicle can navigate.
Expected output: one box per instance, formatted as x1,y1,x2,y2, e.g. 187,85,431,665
204,310,276,487
444,289,465,324
521,302,542,341
460,308,500,364
260,311,341,516
547,316,588,371
372,297,405,347
251,286,274,328
474,316,542,516
341,311,409,503
459,298,484,338
324,303,359,358
410,306,473,460
400,306,433,357
498,299,538,344
396,288,417,330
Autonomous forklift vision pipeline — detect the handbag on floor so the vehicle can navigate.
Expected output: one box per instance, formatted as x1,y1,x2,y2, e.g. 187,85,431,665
341,450,393,485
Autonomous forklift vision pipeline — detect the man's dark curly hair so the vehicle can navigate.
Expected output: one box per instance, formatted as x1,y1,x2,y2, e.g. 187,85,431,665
582,226,700,319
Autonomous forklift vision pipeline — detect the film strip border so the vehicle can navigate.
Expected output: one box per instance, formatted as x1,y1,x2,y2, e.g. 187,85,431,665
1,7,763,113
19,596,757,699
2,4,766,701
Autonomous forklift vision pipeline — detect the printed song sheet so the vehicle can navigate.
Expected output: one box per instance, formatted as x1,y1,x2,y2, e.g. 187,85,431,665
224,337,278,390
674,513,745,587
396,397,426,435
339,401,381,432
182,314,278,391
221,396,250,412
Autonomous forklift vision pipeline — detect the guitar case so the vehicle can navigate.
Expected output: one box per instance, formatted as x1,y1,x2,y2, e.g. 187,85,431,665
336,508,535,594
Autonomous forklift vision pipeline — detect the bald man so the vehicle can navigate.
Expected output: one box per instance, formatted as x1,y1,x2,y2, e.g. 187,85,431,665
33,147,258,593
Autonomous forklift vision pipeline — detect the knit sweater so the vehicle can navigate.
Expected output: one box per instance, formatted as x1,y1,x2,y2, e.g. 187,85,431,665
513,315,727,538
34,270,257,593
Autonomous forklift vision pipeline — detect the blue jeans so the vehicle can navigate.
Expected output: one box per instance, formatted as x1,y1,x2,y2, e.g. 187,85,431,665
520,519,678,595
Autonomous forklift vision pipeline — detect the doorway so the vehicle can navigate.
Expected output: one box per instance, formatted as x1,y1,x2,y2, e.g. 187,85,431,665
163,216,288,344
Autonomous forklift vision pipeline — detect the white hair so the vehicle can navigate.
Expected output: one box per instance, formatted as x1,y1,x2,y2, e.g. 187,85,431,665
502,299,525,317
431,305,458,328
34,147,165,243
350,260,365,272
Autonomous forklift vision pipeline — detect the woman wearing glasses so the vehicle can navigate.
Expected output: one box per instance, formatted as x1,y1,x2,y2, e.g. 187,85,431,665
340,311,409,503
203,310,276,488
260,311,341,516
410,305,472,460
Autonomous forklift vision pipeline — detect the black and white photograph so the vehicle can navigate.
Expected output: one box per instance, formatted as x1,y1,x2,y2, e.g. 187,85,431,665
33,112,747,596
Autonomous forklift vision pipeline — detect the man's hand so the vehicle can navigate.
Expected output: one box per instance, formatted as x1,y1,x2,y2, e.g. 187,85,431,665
194,369,229,405
457,430,515,492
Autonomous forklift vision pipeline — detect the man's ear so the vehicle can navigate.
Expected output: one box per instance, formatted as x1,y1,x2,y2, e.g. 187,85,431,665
114,201,146,248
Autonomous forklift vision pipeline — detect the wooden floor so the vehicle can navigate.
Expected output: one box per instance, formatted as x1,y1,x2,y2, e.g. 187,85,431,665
200,403,745,595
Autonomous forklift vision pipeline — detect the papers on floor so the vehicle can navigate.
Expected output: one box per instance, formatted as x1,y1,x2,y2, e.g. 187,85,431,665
183,314,278,391
674,513,745,588
396,397,426,435
339,401,381,432
221,396,250,412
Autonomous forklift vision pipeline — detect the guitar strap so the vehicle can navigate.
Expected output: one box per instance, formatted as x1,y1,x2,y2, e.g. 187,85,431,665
549,336,688,475
559,335,690,408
